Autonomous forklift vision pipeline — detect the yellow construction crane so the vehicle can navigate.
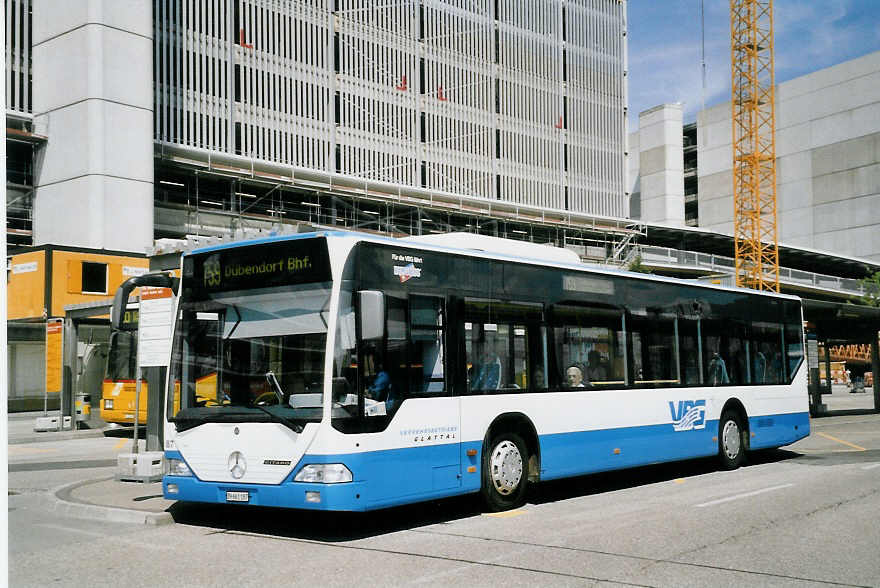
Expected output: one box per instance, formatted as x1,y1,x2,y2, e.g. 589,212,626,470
730,0,779,292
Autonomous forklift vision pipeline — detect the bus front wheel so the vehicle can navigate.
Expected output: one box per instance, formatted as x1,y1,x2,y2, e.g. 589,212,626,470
718,410,746,470
481,432,528,511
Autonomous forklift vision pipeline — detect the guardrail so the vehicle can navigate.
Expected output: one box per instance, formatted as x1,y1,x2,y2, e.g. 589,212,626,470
637,245,867,298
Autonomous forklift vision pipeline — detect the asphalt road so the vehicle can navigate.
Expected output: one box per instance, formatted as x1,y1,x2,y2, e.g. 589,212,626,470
8,412,880,587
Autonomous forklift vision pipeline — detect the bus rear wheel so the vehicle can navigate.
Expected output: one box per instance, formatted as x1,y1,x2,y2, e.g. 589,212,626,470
718,410,746,470
481,432,528,512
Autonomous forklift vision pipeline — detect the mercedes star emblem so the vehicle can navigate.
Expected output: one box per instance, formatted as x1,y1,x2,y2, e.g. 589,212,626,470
228,451,246,479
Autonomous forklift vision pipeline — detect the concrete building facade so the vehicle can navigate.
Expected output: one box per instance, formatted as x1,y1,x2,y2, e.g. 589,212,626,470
627,103,684,226
631,50,880,264
31,0,154,253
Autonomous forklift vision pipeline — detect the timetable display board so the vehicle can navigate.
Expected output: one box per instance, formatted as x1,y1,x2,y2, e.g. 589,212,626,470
138,287,174,368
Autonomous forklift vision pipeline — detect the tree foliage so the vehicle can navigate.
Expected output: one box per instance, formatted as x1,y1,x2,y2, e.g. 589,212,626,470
627,255,652,274
859,270,880,307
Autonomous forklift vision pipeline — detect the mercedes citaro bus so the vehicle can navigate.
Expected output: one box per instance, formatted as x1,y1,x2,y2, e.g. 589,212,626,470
162,231,808,511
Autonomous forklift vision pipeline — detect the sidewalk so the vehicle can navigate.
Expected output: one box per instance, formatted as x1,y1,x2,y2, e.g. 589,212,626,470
10,411,178,525
823,384,876,413
8,410,107,445
52,477,176,526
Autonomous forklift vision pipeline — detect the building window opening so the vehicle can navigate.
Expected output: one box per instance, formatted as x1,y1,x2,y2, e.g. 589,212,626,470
82,262,108,294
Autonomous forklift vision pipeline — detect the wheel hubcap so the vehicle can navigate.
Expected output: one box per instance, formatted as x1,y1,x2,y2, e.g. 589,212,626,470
490,440,523,495
722,419,741,460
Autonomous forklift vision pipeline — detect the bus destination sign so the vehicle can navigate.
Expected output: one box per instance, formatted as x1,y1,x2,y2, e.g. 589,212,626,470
185,237,331,298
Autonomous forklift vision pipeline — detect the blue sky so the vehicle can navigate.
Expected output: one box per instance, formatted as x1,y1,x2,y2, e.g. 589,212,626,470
627,0,880,128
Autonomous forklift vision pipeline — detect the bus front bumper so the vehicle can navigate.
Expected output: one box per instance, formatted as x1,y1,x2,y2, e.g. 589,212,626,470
163,475,368,511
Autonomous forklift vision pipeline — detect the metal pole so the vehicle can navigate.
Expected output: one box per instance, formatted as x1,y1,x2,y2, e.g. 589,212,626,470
823,338,832,395
132,366,142,454
63,318,78,429
806,333,821,416
872,333,879,413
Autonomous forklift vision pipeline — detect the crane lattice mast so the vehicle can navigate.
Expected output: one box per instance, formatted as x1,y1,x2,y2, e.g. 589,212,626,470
730,0,779,292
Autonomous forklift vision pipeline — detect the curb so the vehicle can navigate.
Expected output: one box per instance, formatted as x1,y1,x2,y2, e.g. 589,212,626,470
52,477,175,526
10,428,107,445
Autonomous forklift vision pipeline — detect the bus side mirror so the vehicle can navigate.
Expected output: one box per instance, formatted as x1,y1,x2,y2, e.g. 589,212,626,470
358,290,385,340
110,272,176,330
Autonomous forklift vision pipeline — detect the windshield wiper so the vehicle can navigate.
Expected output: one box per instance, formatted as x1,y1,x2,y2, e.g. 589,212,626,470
265,371,284,403
250,403,304,434
224,304,242,340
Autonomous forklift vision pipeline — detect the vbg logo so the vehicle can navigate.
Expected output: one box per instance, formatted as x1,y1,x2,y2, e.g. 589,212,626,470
669,399,707,431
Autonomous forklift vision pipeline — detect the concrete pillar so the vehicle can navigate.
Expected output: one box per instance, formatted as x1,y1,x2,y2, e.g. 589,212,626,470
636,104,685,226
31,1,153,253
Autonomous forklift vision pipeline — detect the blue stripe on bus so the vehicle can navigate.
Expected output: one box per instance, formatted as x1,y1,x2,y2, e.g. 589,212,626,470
538,411,809,480
747,411,810,450
163,411,809,511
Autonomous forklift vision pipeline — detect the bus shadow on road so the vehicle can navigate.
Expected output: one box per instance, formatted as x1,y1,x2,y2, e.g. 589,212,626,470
789,448,880,467
102,427,135,439
529,449,802,506
167,494,485,541
166,451,804,540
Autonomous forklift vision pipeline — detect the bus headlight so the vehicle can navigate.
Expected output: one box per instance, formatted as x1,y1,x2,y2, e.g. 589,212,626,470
104,399,113,410
166,458,193,477
294,464,352,483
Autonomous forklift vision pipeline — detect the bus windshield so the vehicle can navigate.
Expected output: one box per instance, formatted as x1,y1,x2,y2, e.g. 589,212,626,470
169,282,331,429
106,330,137,381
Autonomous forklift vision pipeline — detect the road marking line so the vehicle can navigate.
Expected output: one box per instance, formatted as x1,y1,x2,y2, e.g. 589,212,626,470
483,509,528,518
114,439,128,450
862,463,880,471
817,432,867,452
8,447,56,455
696,484,794,508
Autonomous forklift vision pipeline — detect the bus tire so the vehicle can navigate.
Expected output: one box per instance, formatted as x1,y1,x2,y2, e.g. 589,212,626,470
481,431,529,512
718,410,746,470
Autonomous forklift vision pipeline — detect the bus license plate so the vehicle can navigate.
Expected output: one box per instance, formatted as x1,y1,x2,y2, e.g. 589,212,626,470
226,491,249,503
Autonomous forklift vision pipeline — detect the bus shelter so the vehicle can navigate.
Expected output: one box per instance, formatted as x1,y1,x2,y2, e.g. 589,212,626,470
61,300,115,427
802,299,880,415
63,300,165,450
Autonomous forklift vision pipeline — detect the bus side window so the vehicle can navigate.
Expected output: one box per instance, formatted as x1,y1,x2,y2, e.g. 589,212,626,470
749,322,783,384
678,319,703,386
464,299,540,393
629,312,678,387
409,296,446,395
702,324,727,386
385,294,409,405
552,306,626,389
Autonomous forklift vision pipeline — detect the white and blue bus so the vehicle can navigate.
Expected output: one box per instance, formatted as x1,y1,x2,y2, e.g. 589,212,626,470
162,231,808,511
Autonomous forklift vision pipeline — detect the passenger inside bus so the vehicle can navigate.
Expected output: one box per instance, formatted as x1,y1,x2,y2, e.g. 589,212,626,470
471,350,502,391
586,350,608,382
532,367,546,390
707,352,730,385
566,364,585,388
